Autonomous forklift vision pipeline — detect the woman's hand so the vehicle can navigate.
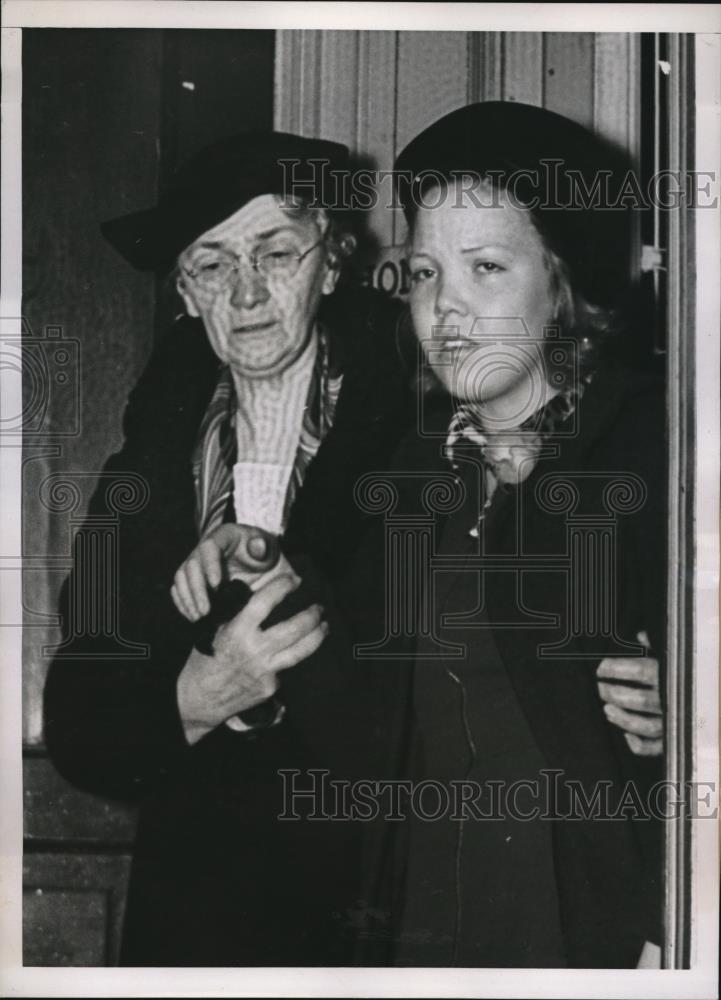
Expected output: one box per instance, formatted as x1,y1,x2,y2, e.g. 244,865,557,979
171,523,282,621
596,631,663,756
176,573,328,745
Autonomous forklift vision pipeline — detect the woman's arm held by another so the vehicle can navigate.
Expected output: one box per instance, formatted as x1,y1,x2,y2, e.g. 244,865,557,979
171,523,287,621
175,572,328,744
596,631,663,757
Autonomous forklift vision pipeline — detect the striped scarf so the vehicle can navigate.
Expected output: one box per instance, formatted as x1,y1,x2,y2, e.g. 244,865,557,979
192,328,341,538
445,380,587,481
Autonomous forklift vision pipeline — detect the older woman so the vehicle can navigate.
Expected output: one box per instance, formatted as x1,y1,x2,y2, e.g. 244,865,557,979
348,102,666,969
43,131,411,966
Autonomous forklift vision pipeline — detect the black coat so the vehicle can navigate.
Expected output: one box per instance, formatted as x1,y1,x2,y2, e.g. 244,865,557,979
338,364,667,968
43,284,412,966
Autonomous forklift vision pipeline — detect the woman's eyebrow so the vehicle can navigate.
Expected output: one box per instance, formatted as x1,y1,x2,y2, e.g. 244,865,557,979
195,226,301,250
460,243,513,254
253,225,303,241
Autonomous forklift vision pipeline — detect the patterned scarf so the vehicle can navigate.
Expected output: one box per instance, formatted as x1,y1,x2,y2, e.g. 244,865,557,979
445,379,588,484
192,327,341,537
285,326,342,522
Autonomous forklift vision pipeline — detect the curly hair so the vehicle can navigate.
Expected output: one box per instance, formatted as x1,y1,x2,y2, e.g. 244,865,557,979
541,246,619,382
276,195,358,271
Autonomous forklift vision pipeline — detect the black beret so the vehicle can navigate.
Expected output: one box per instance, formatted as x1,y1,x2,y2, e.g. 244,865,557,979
101,131,350,271
394,101,634,309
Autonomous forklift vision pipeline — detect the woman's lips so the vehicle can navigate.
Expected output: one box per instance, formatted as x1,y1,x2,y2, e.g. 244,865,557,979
232,320,278,334
435,338,478,350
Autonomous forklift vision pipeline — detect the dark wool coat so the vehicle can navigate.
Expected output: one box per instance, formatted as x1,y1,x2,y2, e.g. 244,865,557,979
337,363,667,968
43,284,411,966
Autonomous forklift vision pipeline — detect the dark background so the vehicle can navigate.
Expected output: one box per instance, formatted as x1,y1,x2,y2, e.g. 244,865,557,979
22,29,275,965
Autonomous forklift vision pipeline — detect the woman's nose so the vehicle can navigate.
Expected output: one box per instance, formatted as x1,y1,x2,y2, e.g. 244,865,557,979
230,262,270,309
433,271,467,319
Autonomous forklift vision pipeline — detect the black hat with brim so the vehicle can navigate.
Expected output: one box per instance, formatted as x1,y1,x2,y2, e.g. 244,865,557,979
393,101,634,310
101,130,350,272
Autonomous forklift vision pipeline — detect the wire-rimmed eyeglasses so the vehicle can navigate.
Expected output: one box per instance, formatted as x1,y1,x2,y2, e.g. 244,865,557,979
181,237,324,296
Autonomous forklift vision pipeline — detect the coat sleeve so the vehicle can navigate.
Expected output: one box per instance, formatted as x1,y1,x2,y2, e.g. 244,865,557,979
43,320,218,800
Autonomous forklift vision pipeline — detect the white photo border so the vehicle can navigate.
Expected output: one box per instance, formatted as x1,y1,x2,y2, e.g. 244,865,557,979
1,4,719,998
